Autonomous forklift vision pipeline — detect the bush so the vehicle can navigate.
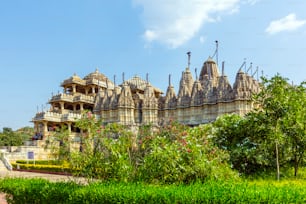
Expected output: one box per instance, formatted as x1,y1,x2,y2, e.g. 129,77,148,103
69,112,238,184
15,160,63,165
138,124,238,184
11,163,70,173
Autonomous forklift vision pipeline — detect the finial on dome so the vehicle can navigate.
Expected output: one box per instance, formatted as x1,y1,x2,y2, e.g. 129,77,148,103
187,51,191,69
246,62,252,74
146,73,149,83
238,59,246,73
114,75,116,86
215,40,218,66
168,74,171,86
95,67,99,73
195,68,198,80
211,40,219,65
122,72,125,83
222,61,225,76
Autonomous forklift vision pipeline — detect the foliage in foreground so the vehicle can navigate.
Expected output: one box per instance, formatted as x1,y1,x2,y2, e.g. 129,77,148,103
212,75,306,179
67,117,237,184
1,178,306,203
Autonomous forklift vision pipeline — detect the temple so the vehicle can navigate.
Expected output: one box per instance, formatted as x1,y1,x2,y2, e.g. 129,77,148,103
32,53,260,140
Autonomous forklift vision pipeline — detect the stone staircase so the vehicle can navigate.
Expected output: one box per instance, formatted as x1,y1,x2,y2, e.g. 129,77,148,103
0,160,9,172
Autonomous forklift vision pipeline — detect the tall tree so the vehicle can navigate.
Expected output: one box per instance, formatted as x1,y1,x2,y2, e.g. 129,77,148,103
280,82,306,176
254,75,295,180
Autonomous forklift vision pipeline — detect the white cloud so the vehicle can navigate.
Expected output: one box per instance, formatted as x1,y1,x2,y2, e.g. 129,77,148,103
144,30,158,42
265,13,306,35
244,0,259,6
199,36,206,44
133,0,256,48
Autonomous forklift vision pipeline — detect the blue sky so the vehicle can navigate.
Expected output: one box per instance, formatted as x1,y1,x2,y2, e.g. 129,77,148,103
1,0,306,130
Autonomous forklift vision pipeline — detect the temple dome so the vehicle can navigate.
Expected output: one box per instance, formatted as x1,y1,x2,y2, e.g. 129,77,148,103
84,68,108,81
199,57,220,80
61,73,85,86
71,73,82,81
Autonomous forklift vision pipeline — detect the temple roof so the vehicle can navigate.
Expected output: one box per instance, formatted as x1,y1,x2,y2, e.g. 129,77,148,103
61,73,85,86
124,75,163,94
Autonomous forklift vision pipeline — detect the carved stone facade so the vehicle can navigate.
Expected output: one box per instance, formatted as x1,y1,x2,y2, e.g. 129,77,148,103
32,56,260,138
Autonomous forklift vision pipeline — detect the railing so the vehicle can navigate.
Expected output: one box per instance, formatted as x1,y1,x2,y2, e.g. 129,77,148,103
0,151,12,171
33,111,82,122
50,93,95,104
62,112,82,122
49,93,74,102
33,111,62,122
74,95,95,103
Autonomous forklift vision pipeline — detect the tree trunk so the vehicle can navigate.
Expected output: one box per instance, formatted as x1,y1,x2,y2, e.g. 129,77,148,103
294,162,298,177
294,150,298,177
275,141,280,181
295,152,304,177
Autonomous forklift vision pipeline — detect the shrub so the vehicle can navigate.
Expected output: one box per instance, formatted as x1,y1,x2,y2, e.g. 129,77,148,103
57,112,238,184
138,123,238,183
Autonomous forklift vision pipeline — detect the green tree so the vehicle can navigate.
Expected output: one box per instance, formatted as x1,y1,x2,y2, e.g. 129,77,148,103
212,75,306,179
280,82,306,176
253,75,292,180
0,127,27,151
44,126,71,162
212,113,272,175
16,126,35,141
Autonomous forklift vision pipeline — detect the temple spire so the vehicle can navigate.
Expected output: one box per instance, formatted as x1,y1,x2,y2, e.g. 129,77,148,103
168,74,171,86
114,75,116,86
195,68,198,80
122,72,125,83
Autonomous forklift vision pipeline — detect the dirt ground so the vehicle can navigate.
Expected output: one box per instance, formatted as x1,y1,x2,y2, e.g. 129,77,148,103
0,193,7,204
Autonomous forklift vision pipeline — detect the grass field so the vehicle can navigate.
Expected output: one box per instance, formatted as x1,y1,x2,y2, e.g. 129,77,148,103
1,178,306,203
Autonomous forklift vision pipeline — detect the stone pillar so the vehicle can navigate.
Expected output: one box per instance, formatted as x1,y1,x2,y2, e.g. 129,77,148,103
43,121,48,137
34,122,38,133
66,122,72,133
85,88,89,95
60,102,65,113
80,103,84,111
91,86,95,94
73,104,77,112
72,84,76,94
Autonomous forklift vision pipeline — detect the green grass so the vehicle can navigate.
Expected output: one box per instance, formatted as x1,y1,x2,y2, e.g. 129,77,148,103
1,178,306,203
